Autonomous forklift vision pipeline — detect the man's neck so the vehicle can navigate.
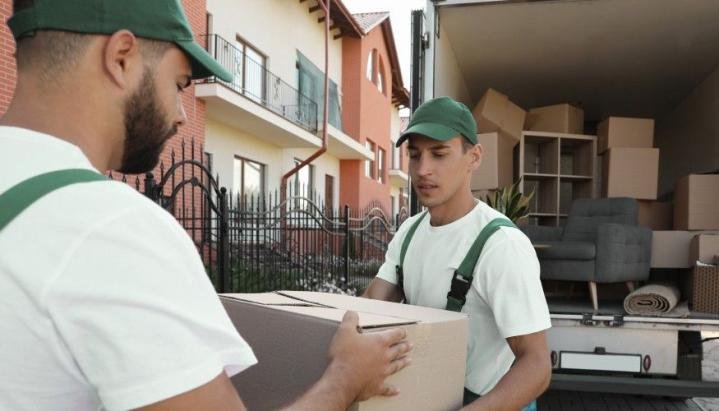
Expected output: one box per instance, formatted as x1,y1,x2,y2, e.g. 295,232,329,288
427,191,478,226
0,84,120,173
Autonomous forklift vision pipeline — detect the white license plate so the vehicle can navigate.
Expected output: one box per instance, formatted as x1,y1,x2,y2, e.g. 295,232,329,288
560,351,642,373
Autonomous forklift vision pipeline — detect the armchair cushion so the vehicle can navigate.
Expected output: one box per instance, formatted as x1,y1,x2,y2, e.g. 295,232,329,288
520,225,563,243
595,223,652,283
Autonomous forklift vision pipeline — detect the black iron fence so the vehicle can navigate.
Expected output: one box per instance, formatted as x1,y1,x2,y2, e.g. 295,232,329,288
111,141,407,295
199,34,319,133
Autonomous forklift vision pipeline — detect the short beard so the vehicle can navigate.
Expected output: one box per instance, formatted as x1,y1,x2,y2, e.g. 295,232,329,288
119,69,177,174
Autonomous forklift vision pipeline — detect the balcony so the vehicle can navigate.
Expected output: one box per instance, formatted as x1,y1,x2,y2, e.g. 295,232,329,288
196,34,320,148
197,34,371,160
389,147,408,186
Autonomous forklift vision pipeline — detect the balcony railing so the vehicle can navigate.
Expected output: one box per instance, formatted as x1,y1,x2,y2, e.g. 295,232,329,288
199,34,318,134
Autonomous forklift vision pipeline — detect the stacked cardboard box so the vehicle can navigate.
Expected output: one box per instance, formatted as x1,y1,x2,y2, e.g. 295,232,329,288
221,291,467,411
599,117,658,200
688,234,719,314
674,174,719,230
637,201,673,230
471,132,517,191
524,103,584,134
472,88,526,141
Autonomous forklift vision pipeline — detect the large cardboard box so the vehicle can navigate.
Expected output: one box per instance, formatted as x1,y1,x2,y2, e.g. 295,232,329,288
674,174,719,230
524,103,584,134
601,148,659,200
597,117,654,154
472,88,526,141
690,233,719,265
471,132,516,191
221,291,467,411
637,200,673,230
651,230,719,268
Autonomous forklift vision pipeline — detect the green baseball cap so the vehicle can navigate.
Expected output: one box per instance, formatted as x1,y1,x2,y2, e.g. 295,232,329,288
7,0,233,82
397,96,478,147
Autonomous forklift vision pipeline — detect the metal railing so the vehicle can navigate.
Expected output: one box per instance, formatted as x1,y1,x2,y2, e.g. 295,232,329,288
199,34,319,133
109,141,408,295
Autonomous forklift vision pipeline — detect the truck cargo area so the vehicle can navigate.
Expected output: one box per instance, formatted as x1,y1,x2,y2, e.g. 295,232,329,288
424,0,719,397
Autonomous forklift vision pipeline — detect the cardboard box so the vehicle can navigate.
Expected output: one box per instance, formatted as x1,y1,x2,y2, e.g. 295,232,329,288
472,88,526,141
651,230,719,268
221,291,467,411
597,117,654,154
637,200,673,230
471,132,516,191
674,174,719,230
690,234,719,265
601,148,659,200
524,103,584,134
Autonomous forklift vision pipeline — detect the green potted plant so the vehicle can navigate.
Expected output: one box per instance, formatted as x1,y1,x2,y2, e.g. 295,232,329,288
483,178,534,224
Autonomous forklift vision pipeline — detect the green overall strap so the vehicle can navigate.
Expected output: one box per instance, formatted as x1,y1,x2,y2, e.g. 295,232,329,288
0,169,108,232
445,218,517,312
396,210,428,303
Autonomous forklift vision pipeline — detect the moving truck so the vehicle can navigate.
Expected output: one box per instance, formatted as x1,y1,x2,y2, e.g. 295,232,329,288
411,0,719,397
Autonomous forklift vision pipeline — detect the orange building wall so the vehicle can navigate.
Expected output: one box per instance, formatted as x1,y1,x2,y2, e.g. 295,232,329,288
341,25,395,215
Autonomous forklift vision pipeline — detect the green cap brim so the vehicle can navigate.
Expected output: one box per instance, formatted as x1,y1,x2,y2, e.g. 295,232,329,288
178,40,233,82
396,122,461,147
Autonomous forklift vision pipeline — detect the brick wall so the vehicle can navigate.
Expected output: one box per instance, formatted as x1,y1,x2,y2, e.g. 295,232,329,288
0,0,16,116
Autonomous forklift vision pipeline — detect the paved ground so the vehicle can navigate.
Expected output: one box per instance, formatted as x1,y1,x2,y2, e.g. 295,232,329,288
693,331,719,411
538,332,719,411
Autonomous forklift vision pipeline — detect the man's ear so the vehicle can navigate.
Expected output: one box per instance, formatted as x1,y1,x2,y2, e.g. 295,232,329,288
103,30,141,89
469,143,483,171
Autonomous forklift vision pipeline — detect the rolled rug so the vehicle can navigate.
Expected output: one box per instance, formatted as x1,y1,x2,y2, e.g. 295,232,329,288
623,283,681,315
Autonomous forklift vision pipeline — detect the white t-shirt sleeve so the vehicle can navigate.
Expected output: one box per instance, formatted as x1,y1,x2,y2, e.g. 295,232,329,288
43,204,257,411
474,227,551,339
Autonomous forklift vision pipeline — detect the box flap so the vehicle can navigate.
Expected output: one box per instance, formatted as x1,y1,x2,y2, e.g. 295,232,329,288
277,291,467,324
269,305,418,328
221,292,320,306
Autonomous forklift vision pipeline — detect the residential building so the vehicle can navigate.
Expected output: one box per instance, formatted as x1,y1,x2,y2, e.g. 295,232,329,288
199,0,374,215
341,12,410,217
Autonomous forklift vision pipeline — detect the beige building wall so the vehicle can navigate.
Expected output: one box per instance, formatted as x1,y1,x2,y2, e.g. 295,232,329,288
207,0,343,89
655,66,719,196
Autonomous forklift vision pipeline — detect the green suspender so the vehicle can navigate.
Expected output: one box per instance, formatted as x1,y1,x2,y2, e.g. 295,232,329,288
397,212,516,312
396,211,428,304
0,169,108,231
445,218,516,312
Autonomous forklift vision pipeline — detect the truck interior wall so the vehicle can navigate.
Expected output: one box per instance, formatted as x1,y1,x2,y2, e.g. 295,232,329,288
433,24,472,107
655,66,719,197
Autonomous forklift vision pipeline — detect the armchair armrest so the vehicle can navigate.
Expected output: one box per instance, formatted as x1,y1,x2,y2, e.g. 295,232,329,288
595,223,652,283
520,224,563,243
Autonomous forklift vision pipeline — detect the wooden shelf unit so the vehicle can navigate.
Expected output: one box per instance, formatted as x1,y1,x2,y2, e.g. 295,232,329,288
519,131,597,226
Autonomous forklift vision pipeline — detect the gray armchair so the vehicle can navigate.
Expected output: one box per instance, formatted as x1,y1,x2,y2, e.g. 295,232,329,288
522,197,652,311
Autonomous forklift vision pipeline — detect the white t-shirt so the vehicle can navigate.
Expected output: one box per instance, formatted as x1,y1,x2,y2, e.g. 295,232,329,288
377,201,551,395
0,127,257,411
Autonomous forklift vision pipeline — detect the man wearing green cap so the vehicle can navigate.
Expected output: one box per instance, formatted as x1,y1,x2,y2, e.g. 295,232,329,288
364,97,551,410
0,1,412,410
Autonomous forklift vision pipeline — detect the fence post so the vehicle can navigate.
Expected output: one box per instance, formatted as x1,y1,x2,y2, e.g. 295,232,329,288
143,172,157,203
218,187,230,293
343,204,350,290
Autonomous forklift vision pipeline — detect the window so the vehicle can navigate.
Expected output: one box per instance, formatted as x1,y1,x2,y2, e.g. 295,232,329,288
378,148,386,184
293,158,315,198
233,35,267,103
366,50,374,82
365,140,376,179
377,57,386,95
232,156,265,201
297,51,342,130
391,144,400,169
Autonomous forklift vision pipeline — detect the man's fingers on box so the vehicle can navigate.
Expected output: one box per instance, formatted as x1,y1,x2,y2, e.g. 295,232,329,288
389,356,411,375
340,310,359,330
379,327,407,345
378,384,400,397
388,341,413,360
